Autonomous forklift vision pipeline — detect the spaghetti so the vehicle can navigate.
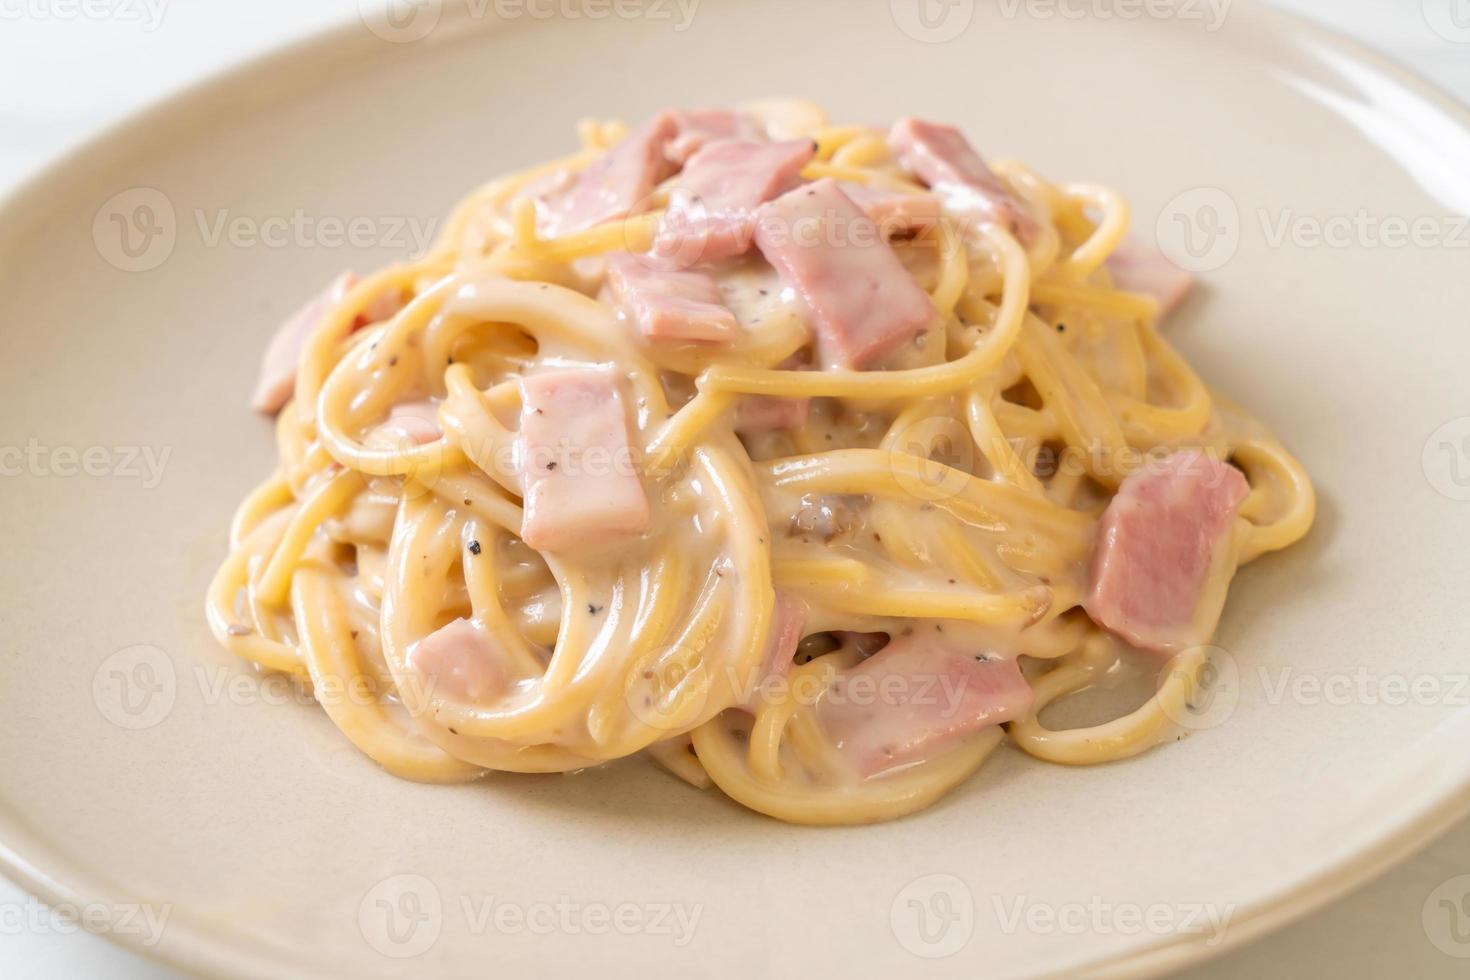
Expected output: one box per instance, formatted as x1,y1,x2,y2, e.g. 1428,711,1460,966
207,101,1314,824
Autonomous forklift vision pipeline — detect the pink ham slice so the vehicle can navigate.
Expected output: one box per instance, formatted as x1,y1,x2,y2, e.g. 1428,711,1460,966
604,253,737,342
739,591,806,710
368,400,443,447
734,395,811,434
409,617,507,704
518,368,651,552
819,634,1034,776
538,111,680,238
888,117,1038,242
839,182,941,237
1083,451,1250,655
754,179,936,369
1105,238,1195,321
252,272,402,414
655,139,817,264
666,108,766,165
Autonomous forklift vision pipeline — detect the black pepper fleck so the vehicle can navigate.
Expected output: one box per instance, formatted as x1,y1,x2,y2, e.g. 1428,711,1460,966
468,540,482,556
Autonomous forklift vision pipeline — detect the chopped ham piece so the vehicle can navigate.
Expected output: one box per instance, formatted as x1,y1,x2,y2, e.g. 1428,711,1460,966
513,168,576,208
1083,451,1250,655
1106,238,1195,321
754,179,936,369
734,395,811,434
252,272,403,415
666,108,765,165
839,182,941,236
604,253,738,342
819,634,1034,776
409,618,507,704
253,272,354,414
655,139,816,264
517,368,650,552
740,591,806,709
888,117,1038,242
538,112,680,238
369,400,443,447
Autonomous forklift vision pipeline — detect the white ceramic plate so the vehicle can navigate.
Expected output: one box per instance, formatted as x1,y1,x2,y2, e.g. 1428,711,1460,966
2,2,1468,977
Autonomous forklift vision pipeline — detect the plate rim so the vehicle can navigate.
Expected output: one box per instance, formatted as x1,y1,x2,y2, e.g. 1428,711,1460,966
1,2,1468,977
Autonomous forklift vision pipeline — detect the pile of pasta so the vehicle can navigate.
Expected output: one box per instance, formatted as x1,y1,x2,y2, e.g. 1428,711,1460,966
207,101,1314,824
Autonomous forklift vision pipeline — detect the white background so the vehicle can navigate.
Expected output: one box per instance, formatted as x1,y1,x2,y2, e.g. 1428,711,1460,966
0,1,1467,977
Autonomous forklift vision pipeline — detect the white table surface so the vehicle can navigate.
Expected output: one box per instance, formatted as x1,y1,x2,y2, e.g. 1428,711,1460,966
1,1,1467,977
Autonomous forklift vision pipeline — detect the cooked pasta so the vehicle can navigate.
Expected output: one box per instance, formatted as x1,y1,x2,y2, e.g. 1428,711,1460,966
206,100,1315,824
